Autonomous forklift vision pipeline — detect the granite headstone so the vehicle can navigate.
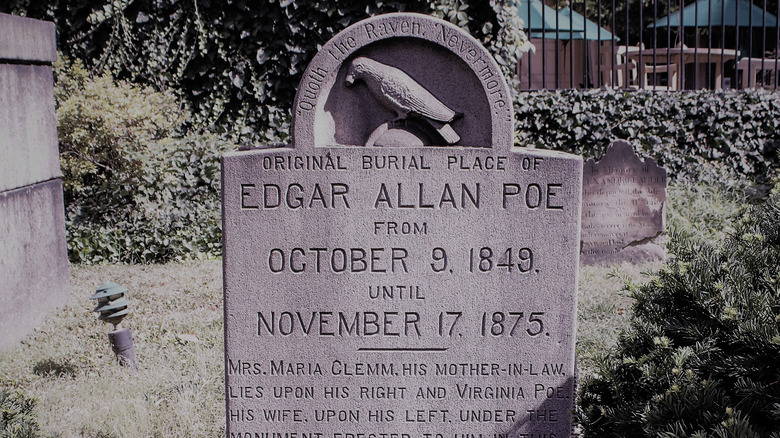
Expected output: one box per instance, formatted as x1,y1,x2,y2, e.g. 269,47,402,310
580,141,667,265
223,13,583,438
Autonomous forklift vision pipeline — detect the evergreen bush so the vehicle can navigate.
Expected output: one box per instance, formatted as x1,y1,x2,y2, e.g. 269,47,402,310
0,390,41,438
579,186,780,437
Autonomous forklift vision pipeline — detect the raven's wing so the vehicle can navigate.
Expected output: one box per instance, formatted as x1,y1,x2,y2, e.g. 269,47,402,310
380,69,456,122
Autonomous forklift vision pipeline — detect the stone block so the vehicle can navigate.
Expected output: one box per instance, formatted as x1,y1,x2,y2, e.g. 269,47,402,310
0,13,57,63
0,179,70,352
0,63,60,192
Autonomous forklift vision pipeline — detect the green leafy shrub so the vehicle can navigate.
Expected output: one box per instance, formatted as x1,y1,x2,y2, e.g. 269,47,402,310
516,89,780,187
0,389,41,438
56,58,229,264
579,189,780,437
56,57,186,204
66,133,228,264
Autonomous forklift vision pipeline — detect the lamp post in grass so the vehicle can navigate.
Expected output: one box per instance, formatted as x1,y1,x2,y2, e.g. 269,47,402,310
91,282,137,369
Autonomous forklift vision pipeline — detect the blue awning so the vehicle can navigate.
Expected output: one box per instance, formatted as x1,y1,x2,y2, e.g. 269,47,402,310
516,0,583,33
531,7,619,41
648,0,778,28
516,0,618,41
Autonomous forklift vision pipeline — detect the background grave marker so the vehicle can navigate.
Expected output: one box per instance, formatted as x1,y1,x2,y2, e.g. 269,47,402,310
580,140,667,265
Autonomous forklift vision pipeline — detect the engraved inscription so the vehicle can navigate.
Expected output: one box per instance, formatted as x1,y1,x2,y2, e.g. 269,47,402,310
435,23,508,117
297,67,329,114
364,20,424,39
580,141,666,264
224,148,580,438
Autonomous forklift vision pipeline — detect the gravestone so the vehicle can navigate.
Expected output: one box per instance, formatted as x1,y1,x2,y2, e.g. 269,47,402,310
222,13,583,438
580,140,667,265
0,13,70,351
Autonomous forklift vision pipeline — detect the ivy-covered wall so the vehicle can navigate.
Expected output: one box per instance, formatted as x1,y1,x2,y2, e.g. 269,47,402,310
7,2,780,264
57,76,780,264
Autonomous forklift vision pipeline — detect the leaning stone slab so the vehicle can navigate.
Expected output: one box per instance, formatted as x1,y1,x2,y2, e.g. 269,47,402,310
223,12,582,438
0,13,69,352
580,140,667,265
0,179,70,351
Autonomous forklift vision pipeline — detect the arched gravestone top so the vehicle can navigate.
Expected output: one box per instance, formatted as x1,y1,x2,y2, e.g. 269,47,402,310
292,13,513,149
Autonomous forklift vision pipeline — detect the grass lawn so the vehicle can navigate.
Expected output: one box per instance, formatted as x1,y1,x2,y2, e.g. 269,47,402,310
0,262,225,437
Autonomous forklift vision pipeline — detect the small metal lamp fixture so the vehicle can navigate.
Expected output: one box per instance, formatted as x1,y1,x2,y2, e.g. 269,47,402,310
91,282,137,369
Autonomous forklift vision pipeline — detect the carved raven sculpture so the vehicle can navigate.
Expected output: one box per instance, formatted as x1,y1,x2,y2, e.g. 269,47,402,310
345,56,461,145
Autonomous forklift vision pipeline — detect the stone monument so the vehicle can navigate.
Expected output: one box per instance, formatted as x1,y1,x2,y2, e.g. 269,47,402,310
580,140,667,265
0,13,70,351
222,13,583,438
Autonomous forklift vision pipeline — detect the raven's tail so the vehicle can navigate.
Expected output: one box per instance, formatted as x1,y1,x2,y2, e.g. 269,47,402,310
436,123,460,145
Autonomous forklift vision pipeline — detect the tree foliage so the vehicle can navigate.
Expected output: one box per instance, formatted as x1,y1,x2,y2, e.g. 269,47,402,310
3,0,527,143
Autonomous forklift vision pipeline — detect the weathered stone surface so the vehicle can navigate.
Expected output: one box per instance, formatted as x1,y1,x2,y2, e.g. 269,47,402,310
223,13,582,438
0,179,70,352
0,63,60,192
0,13,57,63
222,148,582,438
580,140,667,265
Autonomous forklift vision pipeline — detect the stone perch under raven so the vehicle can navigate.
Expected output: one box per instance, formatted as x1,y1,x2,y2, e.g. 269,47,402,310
345,56,462,145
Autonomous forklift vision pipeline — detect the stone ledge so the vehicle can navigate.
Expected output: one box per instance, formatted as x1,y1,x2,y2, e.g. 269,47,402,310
0,13,57,64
